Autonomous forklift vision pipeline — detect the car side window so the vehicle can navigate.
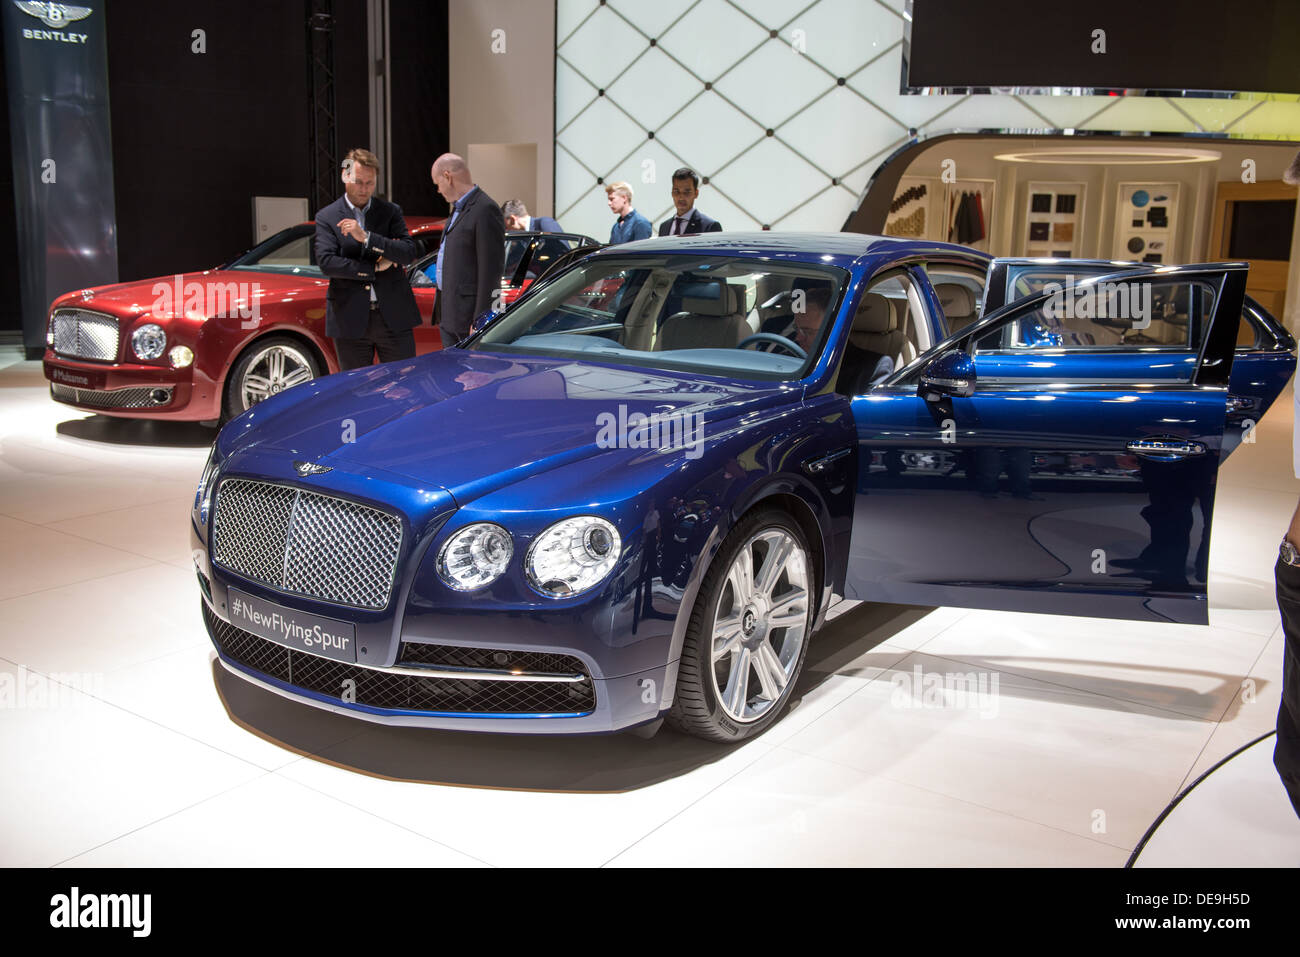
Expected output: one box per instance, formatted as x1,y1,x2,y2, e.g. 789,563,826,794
971,276,1218,379
923,264,986,336
255,234,313,267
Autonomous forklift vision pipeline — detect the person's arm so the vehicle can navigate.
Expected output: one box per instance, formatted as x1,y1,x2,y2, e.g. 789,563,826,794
474,204,507,317
364,204,417,266
706,219,723,232
631,218,652,241
315,217,375,280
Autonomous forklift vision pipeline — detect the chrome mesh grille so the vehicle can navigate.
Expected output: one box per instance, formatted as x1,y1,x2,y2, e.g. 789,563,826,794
213,478,402,609
50,309,119,361
50,384,173,409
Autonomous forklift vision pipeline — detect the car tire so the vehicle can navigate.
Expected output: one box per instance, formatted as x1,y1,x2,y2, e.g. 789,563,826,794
222,336,322,422
666,507,815,743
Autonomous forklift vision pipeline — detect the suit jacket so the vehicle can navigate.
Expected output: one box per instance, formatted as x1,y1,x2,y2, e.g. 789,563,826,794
437,187,506,339
314,195,420,338
531,215,563,233
657,209,722,236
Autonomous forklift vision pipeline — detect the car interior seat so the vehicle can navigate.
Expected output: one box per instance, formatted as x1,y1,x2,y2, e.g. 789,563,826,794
894,296,921,367
657,284,748,350
839,292,901,393
933,282,978,335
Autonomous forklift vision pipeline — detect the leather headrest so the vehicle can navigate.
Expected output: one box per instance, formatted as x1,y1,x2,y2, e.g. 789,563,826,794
725,283,746,315
934,283,975,318
852,293,895,334
683,284,743,317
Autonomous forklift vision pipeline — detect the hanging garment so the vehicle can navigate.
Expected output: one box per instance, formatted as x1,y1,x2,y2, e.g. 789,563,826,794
955,192,981,245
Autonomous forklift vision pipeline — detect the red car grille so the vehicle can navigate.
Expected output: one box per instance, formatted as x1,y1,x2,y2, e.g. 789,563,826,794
50,309,120,362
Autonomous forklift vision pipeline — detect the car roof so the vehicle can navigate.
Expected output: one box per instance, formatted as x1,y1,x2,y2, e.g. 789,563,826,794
589,231,990,271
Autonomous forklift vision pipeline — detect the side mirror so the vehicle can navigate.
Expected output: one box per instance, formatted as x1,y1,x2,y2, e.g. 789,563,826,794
918,349,976,401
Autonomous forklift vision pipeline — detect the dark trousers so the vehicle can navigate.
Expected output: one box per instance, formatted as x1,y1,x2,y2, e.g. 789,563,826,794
1274,556,1300,819
432,292,464,350
333,306,416,370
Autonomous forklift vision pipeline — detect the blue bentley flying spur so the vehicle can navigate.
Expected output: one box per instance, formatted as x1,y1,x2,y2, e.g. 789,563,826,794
191,233,1295,741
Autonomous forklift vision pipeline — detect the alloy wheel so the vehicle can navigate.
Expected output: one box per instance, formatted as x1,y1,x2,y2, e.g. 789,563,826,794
710,527,810,723
238,343,316,411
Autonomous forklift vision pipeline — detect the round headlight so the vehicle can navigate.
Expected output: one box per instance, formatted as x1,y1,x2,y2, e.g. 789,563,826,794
438,523,514,591
131,323,167,360
169,345,194,368
526,516,621,599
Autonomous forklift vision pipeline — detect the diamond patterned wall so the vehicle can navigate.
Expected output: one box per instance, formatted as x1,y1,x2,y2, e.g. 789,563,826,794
555,0,1300,241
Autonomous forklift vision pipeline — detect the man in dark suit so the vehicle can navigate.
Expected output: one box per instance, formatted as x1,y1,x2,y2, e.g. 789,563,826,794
502,199,567,278
501,199,562,234
314,148,420,370
431,153,506,348
658,167,722,236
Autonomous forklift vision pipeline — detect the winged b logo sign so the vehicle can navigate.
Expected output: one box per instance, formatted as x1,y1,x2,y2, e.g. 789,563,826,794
14,1,92,28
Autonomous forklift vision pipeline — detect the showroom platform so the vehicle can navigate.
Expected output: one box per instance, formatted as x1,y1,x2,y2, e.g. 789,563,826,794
1,344,1297,867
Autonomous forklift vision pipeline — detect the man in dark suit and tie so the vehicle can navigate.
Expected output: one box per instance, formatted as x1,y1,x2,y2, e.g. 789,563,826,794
431,153,506,348
659,167,722,236
314,148,421,370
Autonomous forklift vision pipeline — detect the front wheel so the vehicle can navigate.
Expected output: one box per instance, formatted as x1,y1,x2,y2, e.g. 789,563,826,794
667,508,814,742
223,336,322,422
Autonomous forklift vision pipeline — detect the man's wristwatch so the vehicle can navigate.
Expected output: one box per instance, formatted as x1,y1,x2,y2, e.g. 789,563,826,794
1281,537,1300,567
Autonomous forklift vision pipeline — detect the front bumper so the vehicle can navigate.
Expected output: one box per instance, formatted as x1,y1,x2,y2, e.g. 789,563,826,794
201,594,672,734
44,352,218,420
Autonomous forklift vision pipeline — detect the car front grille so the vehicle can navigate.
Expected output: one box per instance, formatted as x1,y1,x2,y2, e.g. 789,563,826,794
50,384,173,409
50,309,120,362
212,478,403,610
203,602,597,715
399,641,589,677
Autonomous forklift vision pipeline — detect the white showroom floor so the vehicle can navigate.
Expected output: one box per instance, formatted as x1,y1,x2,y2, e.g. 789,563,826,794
1,344,1298,867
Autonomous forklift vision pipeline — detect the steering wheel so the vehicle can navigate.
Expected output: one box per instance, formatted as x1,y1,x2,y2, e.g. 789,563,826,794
737,332,807,360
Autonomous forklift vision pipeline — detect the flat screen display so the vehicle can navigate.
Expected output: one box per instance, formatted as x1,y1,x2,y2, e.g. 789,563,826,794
908,0,1300,95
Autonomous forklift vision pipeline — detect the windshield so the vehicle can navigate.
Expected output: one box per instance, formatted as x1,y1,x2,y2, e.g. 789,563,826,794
227,225,320,276
470,255,848,380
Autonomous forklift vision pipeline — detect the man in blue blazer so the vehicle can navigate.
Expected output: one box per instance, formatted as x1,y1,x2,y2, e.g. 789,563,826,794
606,181,652,244
658,167,722,236
313,148,420,370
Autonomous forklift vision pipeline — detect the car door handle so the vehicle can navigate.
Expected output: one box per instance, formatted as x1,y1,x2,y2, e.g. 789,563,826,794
802,448,852,474
1126,438,1207,461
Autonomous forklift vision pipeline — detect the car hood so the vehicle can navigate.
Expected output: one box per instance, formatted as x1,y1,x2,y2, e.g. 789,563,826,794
54,269,326,319
230,349,800,501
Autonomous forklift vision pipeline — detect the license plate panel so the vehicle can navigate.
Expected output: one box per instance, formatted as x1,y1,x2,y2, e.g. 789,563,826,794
227,588,358,663
47,365,107,389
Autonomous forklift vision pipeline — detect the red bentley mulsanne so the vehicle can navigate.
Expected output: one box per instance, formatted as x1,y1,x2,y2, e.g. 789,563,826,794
42,221,596,424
